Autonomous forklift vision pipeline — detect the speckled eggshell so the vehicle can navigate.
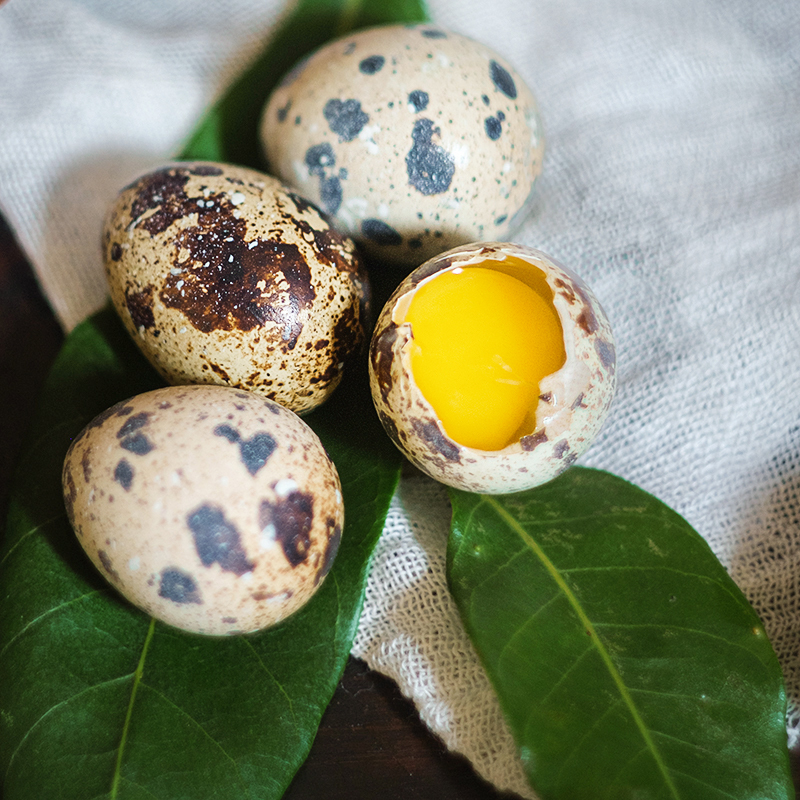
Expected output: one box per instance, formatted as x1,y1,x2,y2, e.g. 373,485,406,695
260,24,544,265
103,162,370,415
62,384,344,636
369,242,616,494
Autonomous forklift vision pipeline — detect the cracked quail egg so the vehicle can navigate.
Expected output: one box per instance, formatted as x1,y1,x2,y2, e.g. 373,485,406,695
368,242,616,493
260,24,544,265
62,384,343,636
103,161,370,415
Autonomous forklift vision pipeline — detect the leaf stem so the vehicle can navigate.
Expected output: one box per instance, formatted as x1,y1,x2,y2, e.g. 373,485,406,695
110,618,156,799
484,496,682,800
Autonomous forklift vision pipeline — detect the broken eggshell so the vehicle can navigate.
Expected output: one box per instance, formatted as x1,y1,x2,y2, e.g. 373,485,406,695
103,161,370,415
61,384,343,636
368,242,617,494
260,24,544,265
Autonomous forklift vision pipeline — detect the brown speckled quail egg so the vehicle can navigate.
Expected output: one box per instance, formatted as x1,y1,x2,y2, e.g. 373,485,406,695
103,161,370,415
368,242,616,493
61,384,343,636
260,25,544,265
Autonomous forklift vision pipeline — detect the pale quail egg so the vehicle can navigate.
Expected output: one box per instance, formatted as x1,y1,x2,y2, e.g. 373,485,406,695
61,384,344,635
261,25,544,265
368,242,616,493
103,162,370,415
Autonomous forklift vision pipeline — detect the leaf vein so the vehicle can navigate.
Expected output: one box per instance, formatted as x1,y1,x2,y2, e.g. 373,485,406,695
0,511,66,567
0,589,102,660
3,673,134,786
240,637,299,734
137,681,253,796
110,618,155,799
592,620,773,665
484,496,682,800
666,767,740,799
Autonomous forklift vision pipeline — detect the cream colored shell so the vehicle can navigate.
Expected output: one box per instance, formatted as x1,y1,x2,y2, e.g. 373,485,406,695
62,385,343,636
369,242,616,493
103,162,370,415
261,25,544,265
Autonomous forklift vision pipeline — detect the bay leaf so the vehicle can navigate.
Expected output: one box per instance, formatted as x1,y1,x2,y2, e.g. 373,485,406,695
179,0,430,166
0,305,400,799
447,467,793,800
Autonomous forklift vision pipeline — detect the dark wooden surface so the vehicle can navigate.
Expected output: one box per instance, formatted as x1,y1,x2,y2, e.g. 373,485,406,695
1,212,798,798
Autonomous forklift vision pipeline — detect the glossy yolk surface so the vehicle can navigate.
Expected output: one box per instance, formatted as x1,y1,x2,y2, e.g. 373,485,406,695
405,266,565,451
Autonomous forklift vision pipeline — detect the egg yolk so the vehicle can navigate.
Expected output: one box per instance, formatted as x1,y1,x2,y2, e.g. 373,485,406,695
404,266,565,451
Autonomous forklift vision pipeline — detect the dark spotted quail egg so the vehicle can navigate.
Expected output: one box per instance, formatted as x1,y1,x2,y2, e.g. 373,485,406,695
61,385,343,636
103,162,370,415
260,25,544,265
369,242,616,493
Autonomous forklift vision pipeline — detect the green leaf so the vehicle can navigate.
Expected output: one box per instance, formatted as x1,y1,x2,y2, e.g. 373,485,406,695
0,304,399,800
447,467,792,800
179,0,430,166
2,0,434,794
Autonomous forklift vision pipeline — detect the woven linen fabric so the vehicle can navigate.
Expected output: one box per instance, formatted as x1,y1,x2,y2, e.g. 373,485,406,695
1,0,799,796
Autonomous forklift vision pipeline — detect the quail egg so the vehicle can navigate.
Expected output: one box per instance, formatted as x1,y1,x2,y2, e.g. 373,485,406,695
61,384,344,635
368,242,616,493
103,161,370,415
261,25,544,265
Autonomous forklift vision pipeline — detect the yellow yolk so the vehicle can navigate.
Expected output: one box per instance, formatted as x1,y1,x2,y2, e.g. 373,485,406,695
404,266,565,451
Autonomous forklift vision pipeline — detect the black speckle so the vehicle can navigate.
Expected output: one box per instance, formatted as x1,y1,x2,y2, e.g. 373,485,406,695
110,242,122,261
408,237,423,249
421,28,447,38
117,413,154,455
406,119,455,195
554,440,570,459
320,175,343,215
490,60,517,99
362,219,403,246
159,568,203,604
595,338,616,371
214,426,277,475
408,90,429,112
98,550,121,584
214,424,240,443
260,492,315,567
495,214,508,226
187,504,254,575
277,99,292,122
239,433,277,476
126,286,155,330
571,393,587,410
305,142,336,175
485,116,502,140
190,164,224,176
117,412,149,438
119,433,153,455
359,55,385,74
323,98,369,141
411,419,461,463
305,144,343,214
521,430,548,451
114,459,134,491
482,94,490,106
